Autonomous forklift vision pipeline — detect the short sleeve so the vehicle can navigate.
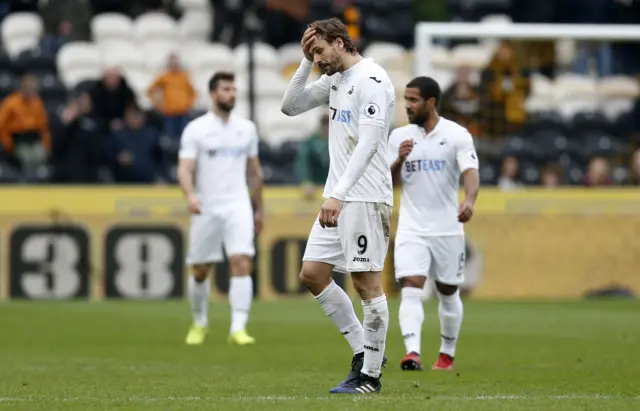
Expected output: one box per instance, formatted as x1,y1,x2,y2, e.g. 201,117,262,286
387,128,402,166
178,122,198,159
356,75,390,128
455,130,479,172
247,123,259,158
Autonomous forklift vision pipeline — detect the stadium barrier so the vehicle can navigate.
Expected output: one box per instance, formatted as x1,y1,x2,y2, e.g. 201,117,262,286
0,187,638,301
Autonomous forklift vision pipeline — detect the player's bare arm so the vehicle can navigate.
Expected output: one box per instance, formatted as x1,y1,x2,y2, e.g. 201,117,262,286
280,28,330,116
177,158,201,214
390,139,414,186
247,156,264,234
458,168,479,223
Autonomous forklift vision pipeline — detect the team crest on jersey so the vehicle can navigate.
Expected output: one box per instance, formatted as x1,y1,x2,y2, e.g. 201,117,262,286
365,103,380,118
348,85,355,96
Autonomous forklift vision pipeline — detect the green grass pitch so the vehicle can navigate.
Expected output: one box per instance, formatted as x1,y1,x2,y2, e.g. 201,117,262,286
0,298,638,410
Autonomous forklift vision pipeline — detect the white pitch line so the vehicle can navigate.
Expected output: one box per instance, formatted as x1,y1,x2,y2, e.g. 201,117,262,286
0,394,637,402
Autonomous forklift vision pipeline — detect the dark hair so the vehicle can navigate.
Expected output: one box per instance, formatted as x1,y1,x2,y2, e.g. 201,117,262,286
406,76,441,105
208,71,235,91
310,18,357,54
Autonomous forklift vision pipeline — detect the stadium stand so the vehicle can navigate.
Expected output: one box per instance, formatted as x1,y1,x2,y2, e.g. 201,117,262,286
0,0,638,186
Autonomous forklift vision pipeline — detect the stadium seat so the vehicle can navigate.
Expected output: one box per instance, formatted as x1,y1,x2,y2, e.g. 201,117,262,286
236,70,288,99
479,163,498,185
56,42,101,87
134,12,178,42
429,45,452,68
450,44,492,69
387,69,413,93
611,111,634,139
278,43,304,70
569,111,611,136
14,49,56,75
38,73,67,102
519,161,540,185
233,42,280,71
580,133,627,160
0,162,21,183
501,135,543,162
100,41,145,71
597,76,639,120
524,110,566,135
177,0,211,12
0,70,17,99
530,130,582,162
530,73,554,98
178,10,212,41
554,74,599,120
1,12,43,58
183,43,233,73
363,42,406,69
91,13,134,43
142,42,179,74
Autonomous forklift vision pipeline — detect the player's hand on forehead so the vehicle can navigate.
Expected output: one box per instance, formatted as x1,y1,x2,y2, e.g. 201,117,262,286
301,27,317,60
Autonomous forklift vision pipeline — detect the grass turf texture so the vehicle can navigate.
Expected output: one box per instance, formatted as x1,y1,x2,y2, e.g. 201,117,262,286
0,299,638,411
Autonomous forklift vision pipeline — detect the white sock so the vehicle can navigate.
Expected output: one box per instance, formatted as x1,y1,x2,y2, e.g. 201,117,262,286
189,276,210,327
315,281,364,355
438,290,463,357
361,294,389,378
399,287,424,355
229,276,253,334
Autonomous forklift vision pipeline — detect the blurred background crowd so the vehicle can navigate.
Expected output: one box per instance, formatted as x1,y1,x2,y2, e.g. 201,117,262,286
0,0,639,191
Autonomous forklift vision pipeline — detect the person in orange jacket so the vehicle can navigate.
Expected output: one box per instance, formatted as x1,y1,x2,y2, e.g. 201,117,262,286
0,74,51,172
147,54,196,139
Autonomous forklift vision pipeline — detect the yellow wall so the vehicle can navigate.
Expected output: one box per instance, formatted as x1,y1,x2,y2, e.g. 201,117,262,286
0,186,639,300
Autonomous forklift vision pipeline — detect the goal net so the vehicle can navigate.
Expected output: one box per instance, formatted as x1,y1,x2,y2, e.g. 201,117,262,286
412,20,640,186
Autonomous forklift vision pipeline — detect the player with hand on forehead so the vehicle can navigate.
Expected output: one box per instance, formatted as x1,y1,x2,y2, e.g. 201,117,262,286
388,77,480,372
281,18,395,394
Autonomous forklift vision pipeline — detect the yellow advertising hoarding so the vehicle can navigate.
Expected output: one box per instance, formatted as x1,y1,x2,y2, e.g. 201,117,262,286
0,186,638,300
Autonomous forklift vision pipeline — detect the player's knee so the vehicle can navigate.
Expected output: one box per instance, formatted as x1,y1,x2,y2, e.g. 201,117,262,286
229,255,252,276
435,281,457,296
352,272,383,300
191,264,211,282
401,276,426,289
299,262,332,290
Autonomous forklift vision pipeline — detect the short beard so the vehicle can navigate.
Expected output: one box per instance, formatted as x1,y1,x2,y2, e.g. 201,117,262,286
410,113,428,125
216,101,234,113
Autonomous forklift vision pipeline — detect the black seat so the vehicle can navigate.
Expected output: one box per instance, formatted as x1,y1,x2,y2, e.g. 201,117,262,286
258,139,274,164
39,73,68,101
479,163,497,185
278,140,301,167
580,133,627,160
570,111,611,137
14,49,57,76
0,70,17,99
525,111,566,135
502,135,543,162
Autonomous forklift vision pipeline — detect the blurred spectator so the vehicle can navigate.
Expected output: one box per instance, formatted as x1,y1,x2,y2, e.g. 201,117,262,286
480,41,531,139
211,0,247,47
104,104,167,184
627,149,640,186
147,54,195,139
0,74,50,173
52,92,105,183
90,68,136,132
262,0,308,48
294,113,330,199
497,156,523,190
41,20,75,58
540,164,563,188
440,67,481,136
584,156,613,186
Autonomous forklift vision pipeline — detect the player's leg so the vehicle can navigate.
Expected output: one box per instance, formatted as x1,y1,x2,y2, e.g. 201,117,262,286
301,219,367,388
185,213,223,345
223,202,256,345
394,232,432,371
333,202,392,394
430,235,466,370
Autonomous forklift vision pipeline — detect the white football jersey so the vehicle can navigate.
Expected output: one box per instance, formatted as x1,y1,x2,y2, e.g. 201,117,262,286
179,112,258,209
388,118,479,236
306,58,395,206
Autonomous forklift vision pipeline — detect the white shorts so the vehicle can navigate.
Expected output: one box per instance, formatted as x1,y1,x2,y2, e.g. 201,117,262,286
394,233,465,285
302,201,392,273
186,202,254,265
